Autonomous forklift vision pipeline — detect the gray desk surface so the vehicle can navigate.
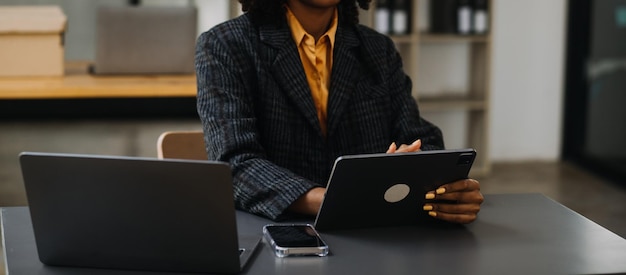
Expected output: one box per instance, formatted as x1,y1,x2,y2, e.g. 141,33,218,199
3,193,626,275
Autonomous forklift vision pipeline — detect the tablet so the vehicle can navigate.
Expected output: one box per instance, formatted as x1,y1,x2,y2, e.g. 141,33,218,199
314,148,476,231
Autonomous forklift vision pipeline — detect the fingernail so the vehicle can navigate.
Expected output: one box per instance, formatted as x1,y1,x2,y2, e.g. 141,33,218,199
436,188,446,194
412,139,420,145
428,211,437,217
425,193,435,199
423,205,433,211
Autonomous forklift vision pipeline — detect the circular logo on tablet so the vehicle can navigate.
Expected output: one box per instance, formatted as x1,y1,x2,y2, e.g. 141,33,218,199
384,184,411,203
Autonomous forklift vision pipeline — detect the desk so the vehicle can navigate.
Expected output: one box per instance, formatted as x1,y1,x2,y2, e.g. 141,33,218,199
0,62,196,100
3,194,626,275
0,62,198,118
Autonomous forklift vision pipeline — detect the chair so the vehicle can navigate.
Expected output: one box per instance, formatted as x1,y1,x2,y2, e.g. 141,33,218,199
157,131,207,160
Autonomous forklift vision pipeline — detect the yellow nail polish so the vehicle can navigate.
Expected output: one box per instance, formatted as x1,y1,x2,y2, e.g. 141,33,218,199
425,193,435,199
436,188,446,194
423,205,433,211
428,211,437,217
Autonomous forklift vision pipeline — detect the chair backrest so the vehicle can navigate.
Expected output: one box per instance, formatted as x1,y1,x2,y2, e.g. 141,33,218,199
157,131,207,160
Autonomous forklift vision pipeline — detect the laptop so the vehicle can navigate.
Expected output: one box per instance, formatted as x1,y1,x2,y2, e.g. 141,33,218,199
91,6,197,75
19,152,259,274
314,148,476,231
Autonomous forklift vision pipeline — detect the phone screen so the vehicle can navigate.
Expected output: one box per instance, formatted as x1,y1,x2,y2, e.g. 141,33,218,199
264,225,326,248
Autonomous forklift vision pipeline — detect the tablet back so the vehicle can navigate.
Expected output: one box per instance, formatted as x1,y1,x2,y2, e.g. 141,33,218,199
314,149,476,231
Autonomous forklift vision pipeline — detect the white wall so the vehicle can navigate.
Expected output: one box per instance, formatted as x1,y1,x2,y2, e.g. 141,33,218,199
489,0,567,161
143,0,231,35
193,0,230,34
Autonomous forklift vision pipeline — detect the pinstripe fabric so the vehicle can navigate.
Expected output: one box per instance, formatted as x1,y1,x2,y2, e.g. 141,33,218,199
195,13,444,220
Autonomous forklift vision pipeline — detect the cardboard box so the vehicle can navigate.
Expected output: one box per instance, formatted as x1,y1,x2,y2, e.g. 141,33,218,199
0,6,67,77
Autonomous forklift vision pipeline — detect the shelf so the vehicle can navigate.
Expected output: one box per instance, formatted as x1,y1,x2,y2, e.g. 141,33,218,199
419,33,490,43
365,0,492,175
417,95,487,111
389,34,419,44
0,61,197,100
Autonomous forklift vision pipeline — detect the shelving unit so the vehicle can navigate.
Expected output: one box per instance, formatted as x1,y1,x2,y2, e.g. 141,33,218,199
364,0,493,176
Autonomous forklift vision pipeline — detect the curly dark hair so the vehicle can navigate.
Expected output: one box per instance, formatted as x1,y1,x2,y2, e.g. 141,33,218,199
237,0,371,26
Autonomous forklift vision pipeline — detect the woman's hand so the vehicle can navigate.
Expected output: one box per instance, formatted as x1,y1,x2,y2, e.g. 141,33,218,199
423,179,483,224
386,139,421,153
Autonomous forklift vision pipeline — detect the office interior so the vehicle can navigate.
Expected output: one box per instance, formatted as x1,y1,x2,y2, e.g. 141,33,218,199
1,0,625,272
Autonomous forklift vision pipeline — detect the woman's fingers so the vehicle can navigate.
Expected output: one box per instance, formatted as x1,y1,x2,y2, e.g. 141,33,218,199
423,202,481,215
386,142,397,153
426,211,478,224
387,139,421,153
423,178,484,224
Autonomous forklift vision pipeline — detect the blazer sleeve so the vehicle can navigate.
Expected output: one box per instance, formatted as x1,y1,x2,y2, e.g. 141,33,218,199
195,25,319,220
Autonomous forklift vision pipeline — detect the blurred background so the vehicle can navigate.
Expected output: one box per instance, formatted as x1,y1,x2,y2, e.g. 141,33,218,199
0,1,625,270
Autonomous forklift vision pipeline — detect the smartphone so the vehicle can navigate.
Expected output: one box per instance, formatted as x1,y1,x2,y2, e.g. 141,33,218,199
262,224,329,257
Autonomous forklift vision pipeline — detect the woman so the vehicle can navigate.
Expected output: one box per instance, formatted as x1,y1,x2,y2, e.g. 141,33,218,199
195,0,483,223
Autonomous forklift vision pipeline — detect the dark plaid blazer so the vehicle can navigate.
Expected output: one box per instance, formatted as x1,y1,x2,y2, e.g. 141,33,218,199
195,13,444,220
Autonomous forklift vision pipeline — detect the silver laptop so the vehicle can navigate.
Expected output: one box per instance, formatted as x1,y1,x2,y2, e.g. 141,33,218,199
91,6,197,75
314,149,476,231
19,152,259,274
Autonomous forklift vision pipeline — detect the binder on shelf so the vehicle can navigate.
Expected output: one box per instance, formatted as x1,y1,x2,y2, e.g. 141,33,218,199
391,0,412,35
457,0,472,35
375,0,391,34
430,0,457,34
429,0,489,35
374,0,412,35
472,0,489,34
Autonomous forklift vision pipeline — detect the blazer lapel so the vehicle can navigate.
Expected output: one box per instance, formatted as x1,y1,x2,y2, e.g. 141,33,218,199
260,23,323,135
326,25,361,137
